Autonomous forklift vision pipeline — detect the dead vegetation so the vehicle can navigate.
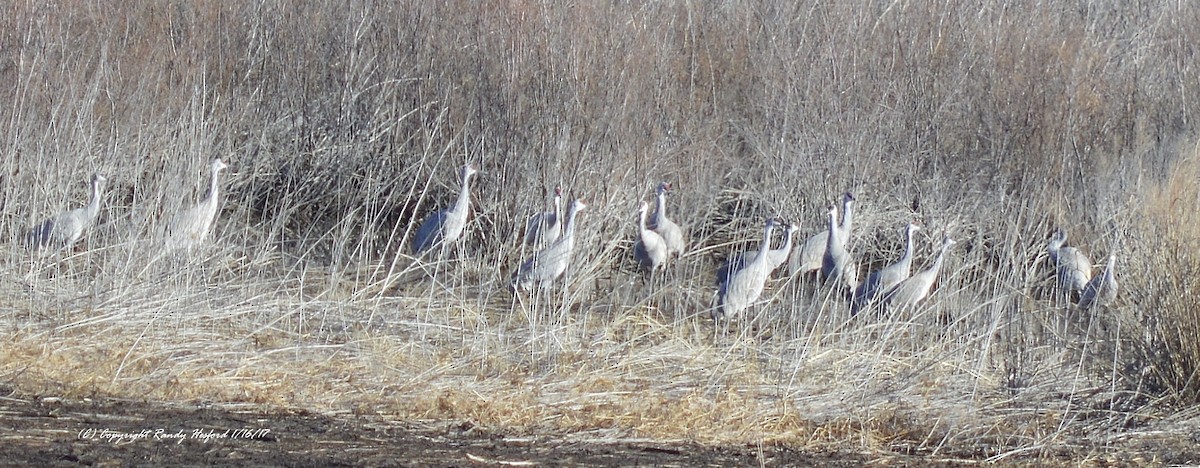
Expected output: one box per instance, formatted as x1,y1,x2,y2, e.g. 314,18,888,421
2,1,1200,463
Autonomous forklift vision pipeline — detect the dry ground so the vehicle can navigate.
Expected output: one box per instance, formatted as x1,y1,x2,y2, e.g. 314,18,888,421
2,258,1198,465
3,388,1197,466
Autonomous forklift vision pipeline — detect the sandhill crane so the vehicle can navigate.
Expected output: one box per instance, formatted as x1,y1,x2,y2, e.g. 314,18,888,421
165,159,227,252
789,192,855,275
512,199,587,291
821,204,857,289
1047,228,1092,296
633,201,668,273
714,217,781,321
412,164,478,254
852,223,921,315
26,173,106,252
884,235,956,310
524,185,562,248
716,221,798,286
1078,254,1117,310
649,182,685,258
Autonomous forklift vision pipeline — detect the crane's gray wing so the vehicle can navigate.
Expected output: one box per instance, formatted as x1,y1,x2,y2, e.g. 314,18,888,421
412,209,447,254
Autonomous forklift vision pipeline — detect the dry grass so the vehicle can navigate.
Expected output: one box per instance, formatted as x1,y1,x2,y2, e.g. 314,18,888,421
2,0,1199,462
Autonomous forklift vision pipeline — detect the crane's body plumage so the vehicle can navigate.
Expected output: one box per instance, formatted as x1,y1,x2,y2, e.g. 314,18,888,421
717,222,797,287
821,205,857,289
524,186,562,248
634,202,669,272
853,223,920,314
715,218,780,321
884,235,955,310
790,192,854,275
26,173,106,252
649,182,685,259
1078,254,1117,310
1047,229,1092,295
165,159,227,252
413,164,477,254
513,199,586,290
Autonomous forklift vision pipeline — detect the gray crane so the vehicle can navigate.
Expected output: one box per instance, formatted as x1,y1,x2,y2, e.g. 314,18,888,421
633,201,669,273
26,173,106,252
820,204,858,290
649,181,685,258
852,223,921,315
512,198,587,291
714,217,781,321
789,192,855,275
1078,254,1117,310
524,185,562,248
716,220,798,287
165,159,228,252
884,235,956,310
1047,228,1092,296
412,164,478,254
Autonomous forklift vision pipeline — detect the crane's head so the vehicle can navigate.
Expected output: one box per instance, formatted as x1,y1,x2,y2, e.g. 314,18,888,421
1049,228,1067,248
941,235,957,250
211,159,228,172
554,185,562,197
91,173,107,186
572,199,588,213
842,192,856,204
461,164,478,179
656,181,671,195
637,201,650,215
906,223,921,235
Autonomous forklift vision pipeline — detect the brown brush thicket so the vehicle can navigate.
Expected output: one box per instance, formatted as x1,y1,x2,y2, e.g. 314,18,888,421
2,0,1199,455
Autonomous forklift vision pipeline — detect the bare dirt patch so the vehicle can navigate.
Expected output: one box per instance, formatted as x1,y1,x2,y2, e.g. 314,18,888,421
0,389,872,467
4,387,1198,466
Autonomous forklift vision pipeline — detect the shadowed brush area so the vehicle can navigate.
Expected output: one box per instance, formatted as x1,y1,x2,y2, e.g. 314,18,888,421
2,1,1200,463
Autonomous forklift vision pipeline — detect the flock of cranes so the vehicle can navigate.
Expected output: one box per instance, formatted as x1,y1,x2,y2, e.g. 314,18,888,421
22,162,1119,319
24,160,229,257
633,182,686,274
401,165,1118,320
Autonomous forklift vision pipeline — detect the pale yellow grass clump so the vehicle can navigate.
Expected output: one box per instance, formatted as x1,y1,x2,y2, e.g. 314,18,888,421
0,261,1156,458
1135,141,1200,403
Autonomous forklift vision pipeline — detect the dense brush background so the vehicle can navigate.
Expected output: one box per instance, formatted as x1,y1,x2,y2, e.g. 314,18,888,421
3,0,1199,460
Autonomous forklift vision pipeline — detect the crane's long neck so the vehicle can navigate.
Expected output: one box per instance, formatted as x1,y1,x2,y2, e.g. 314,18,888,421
638,208,650,234
84,178,103,220
778,228,796,253
826,212,839,246
204,167,222,208
654,192,667,225
563,204,580,242
898,228,916,273
553,195,562,220
452,173,472,216
922,244,950,281
840,200,853,236
752,224,774,265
